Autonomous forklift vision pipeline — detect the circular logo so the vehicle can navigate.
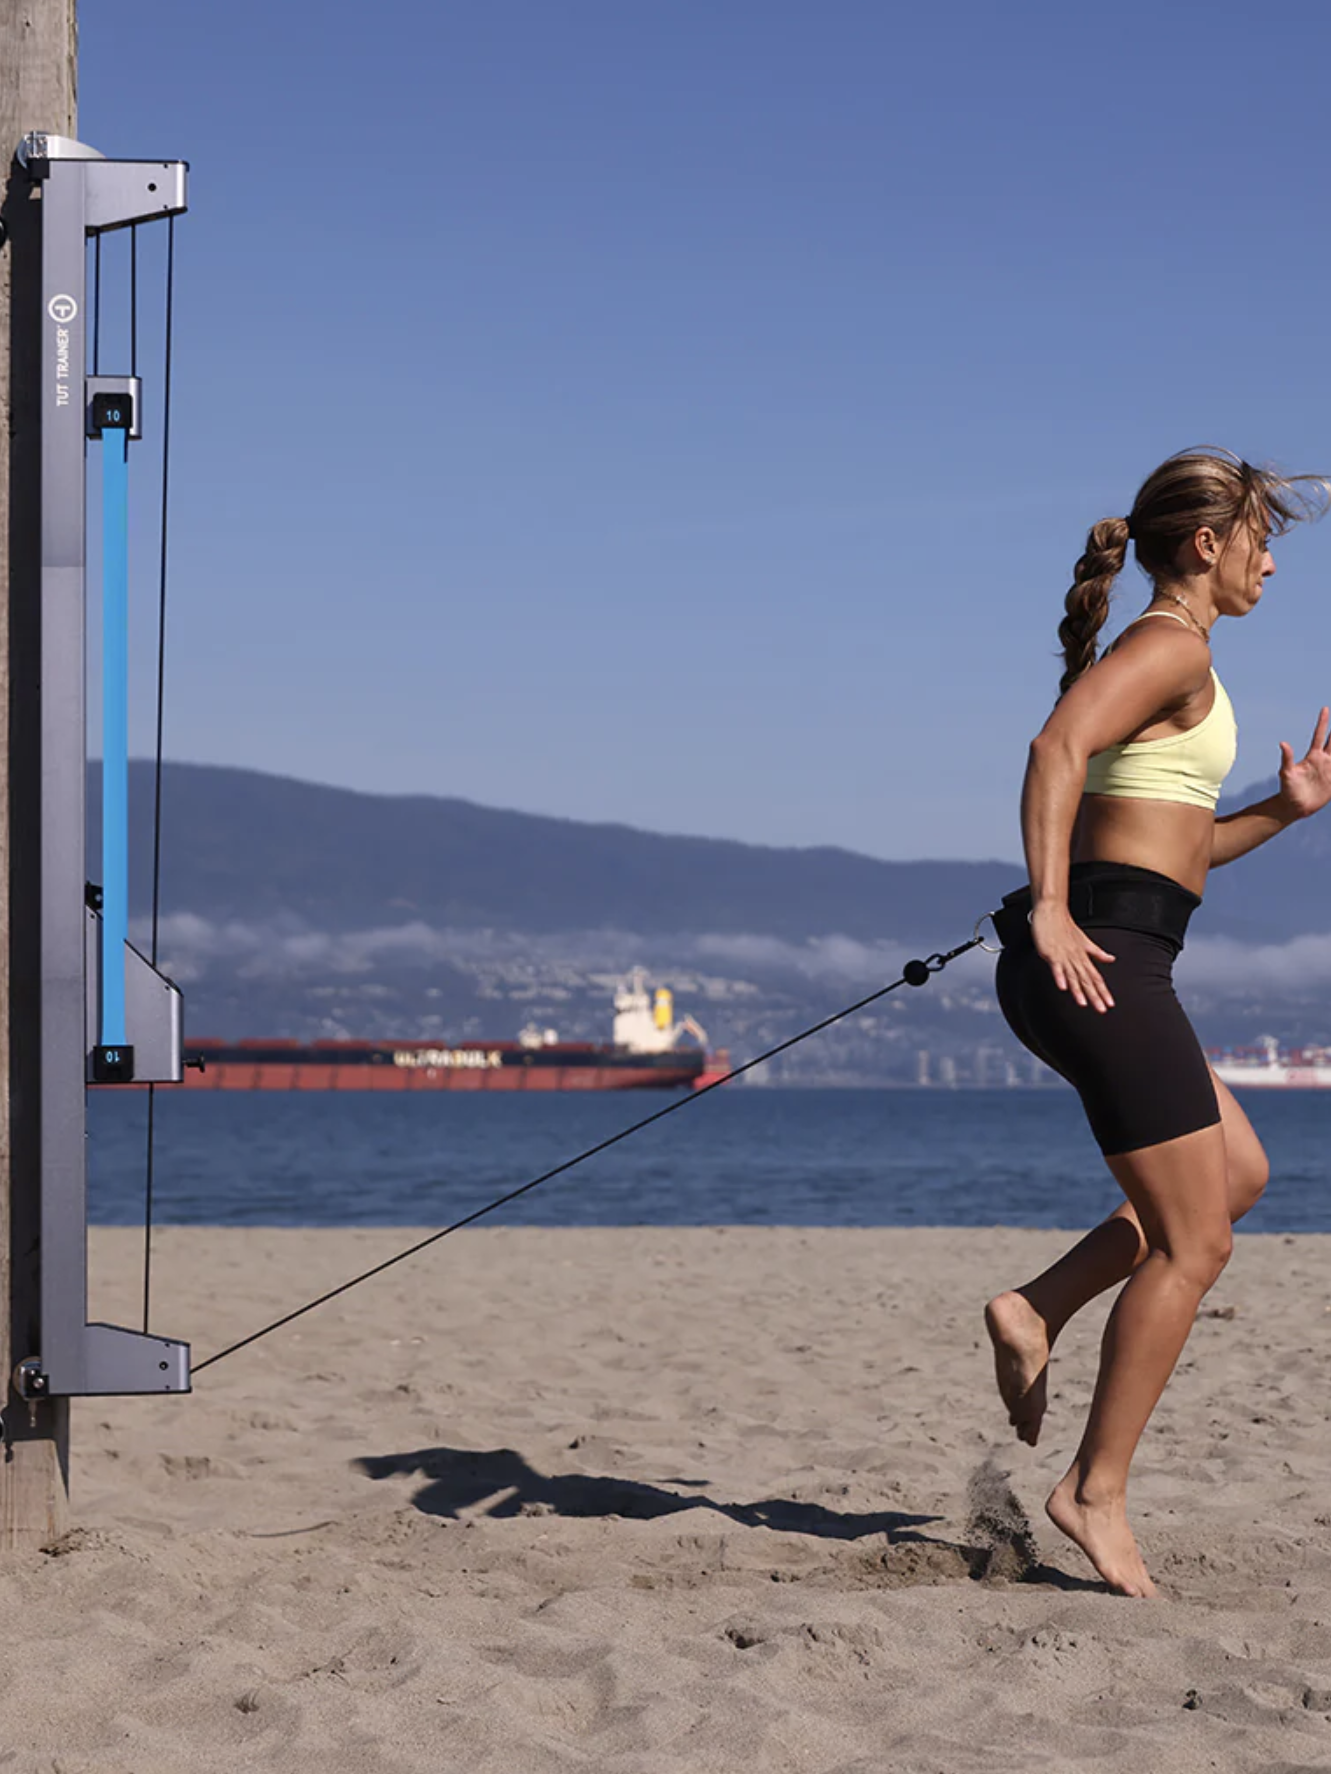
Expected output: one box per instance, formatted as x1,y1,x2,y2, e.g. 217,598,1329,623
47,294,77,324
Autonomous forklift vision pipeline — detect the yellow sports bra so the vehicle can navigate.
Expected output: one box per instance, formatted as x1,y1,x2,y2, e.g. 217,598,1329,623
1083,612,1237,811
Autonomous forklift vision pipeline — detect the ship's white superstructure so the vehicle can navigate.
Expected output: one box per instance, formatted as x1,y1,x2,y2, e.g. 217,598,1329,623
612,969,709,1055
1210,1034,1331,1089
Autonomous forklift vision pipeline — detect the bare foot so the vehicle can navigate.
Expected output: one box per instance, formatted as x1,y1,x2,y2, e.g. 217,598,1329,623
1046,1471,1157,1598
984,1290,1050,1446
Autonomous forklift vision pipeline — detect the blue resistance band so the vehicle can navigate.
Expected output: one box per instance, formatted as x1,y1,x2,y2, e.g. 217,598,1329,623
101,426,129,1049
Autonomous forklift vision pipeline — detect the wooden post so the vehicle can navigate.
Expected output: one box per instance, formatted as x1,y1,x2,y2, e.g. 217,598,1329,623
0,0,79,1548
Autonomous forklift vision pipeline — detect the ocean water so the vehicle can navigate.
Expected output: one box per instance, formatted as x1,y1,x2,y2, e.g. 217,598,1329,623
88,1084,1331,1234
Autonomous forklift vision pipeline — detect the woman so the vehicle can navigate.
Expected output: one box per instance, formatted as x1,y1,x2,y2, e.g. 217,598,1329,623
984,447,1331,1597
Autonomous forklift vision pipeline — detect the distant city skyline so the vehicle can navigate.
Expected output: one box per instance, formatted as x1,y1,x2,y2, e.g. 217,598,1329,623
79,2,1331,864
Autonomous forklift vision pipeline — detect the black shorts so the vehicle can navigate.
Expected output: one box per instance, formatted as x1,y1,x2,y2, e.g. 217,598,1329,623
994,863,1220,1158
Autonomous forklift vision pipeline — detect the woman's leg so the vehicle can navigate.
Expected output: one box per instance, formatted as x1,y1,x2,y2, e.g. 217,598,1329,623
986,1073,1267,1445
1046,1118,1234,1596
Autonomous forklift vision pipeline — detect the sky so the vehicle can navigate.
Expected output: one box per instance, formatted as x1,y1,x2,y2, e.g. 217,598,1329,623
74,1,1331,864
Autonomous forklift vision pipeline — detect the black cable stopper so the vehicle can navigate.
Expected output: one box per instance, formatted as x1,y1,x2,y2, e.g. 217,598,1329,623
902,959,931,987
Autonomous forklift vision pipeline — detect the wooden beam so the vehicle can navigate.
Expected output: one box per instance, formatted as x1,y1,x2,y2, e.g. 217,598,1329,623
0,0,79,1550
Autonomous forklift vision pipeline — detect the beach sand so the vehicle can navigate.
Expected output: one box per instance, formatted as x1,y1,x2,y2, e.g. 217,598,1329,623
3,1224,1331,1772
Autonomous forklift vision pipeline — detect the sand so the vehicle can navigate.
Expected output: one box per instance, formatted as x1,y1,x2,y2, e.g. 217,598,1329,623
3,1223,1331,1772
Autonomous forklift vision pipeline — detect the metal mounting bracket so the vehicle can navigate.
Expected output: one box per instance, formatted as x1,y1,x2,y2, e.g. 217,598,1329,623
22,133,192,1397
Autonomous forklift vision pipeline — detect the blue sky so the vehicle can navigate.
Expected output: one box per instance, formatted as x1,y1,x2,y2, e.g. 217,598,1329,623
77,1,1331,863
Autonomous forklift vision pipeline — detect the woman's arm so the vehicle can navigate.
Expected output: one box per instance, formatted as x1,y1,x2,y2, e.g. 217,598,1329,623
1210,795,1299,868
1022,627,1210,1010
1020,729,1086,912
1211,705,1331,867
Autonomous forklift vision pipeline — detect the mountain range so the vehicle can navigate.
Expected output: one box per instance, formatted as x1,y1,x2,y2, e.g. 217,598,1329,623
83,762,1331,1078
95,761,1324,945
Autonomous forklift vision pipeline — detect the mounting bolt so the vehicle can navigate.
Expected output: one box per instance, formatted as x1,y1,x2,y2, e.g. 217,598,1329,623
12,1359,49,1401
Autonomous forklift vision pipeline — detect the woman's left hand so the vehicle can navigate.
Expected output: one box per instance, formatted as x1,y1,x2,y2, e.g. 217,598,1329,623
1278,706,1331,818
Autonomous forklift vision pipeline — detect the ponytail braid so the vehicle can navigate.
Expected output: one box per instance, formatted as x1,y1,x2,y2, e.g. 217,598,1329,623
1057,517,1130,696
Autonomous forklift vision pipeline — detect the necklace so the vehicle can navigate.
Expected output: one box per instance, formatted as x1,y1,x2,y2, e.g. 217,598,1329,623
1151,589,1211,643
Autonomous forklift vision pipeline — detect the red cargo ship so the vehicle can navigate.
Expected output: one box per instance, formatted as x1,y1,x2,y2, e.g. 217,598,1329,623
182,973,731,1093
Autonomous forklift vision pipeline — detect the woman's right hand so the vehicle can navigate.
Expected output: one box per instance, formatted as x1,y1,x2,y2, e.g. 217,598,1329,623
1028,902,1116,1012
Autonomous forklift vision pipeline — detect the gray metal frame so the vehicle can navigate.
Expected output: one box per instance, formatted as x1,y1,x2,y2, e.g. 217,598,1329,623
25,136,191,1396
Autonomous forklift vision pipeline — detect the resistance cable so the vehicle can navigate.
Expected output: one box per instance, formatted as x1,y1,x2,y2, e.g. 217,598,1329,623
192,929,990,1375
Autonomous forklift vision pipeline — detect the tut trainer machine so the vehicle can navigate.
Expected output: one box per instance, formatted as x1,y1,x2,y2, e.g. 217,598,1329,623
12,132,190,1401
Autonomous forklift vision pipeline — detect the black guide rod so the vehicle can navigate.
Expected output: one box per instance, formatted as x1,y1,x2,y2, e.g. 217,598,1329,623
150,214,175,969
142,214,178,1334
92,232,101,374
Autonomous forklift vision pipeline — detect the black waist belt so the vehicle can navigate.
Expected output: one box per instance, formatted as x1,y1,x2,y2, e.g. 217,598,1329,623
993,874,1198,950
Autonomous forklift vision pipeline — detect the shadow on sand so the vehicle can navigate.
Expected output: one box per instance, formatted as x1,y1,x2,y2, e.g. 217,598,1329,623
353,1444,1102,1590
